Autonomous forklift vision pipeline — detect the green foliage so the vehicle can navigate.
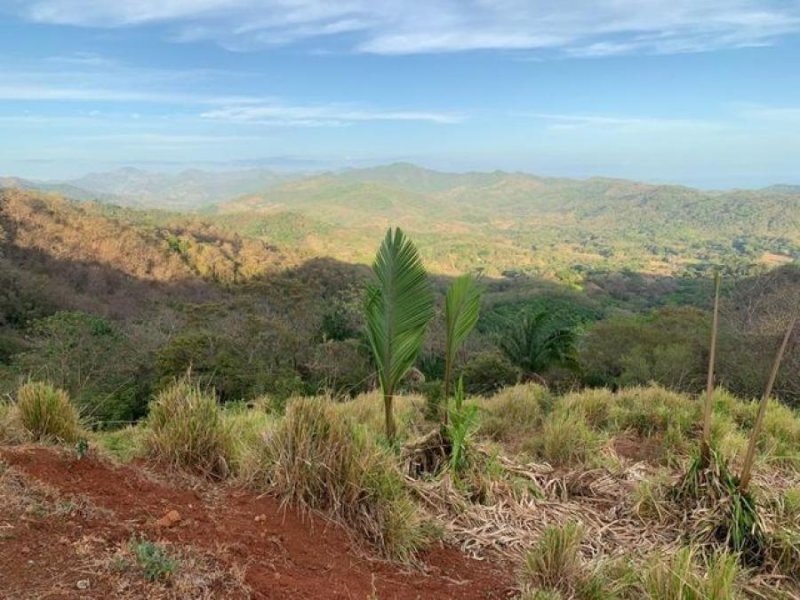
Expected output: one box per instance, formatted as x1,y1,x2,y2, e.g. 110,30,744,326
15,311,152,424
580,307,710,391
145,378,233,479
13,381,82,444
457,350,521,395
446,378,480,474
129,537,179,582
443,274,482,401
496,310,578,379
256,397,430,561
365,228,434,440
155,331,249,403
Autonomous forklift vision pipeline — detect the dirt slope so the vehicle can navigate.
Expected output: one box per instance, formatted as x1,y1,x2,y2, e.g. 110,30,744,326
0,446,513,599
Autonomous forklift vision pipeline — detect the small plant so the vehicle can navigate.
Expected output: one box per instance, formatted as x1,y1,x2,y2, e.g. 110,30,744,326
75,438,89,459
442,274,481,422
445,378,479,474
129,537,178,582
364,228,434,442
13,381,81,444
145,378,233,479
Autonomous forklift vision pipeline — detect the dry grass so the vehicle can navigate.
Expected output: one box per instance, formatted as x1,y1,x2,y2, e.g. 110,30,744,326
10,381,82,444
144,379,233,479
252,396,431,561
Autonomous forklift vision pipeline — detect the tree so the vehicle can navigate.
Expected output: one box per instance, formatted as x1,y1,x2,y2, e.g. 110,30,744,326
365,228,434,441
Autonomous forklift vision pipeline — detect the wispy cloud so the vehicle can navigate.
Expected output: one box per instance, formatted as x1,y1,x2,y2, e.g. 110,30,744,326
517,112,722,131
201,104,463,126
11,1,800,56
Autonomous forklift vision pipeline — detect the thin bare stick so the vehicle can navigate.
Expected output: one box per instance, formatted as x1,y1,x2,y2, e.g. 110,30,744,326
739,317,797,493
701,271,721,466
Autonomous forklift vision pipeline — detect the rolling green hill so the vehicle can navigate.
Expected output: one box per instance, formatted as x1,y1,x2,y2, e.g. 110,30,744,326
216,163,800,281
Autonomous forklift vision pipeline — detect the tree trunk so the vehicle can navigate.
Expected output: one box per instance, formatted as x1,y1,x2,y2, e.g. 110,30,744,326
384,391,396,442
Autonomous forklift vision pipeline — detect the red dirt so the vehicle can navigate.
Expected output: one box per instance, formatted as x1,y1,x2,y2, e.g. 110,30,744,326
0,446,514,599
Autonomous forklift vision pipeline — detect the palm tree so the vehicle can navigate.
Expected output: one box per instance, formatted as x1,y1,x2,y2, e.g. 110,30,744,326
443,274,481,423
498,310,577,380
365,228,434,441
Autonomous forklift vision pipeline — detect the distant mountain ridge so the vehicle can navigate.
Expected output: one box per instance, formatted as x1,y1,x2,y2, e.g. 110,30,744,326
1,167,307,210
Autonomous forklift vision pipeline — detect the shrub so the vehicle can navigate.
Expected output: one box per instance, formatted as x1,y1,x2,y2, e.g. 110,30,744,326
13,381,81,443
457,350,520,395
144,379,233,479
259,397,429,561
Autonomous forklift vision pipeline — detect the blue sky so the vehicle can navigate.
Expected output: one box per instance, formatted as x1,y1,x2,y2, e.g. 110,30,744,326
1,1,799,188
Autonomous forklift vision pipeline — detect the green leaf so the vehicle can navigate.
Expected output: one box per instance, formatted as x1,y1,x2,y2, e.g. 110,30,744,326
365,228,434,438
444,274,482,399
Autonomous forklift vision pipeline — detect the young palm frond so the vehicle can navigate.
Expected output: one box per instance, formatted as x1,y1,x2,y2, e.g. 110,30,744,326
443,274,481,422
365,228,434,441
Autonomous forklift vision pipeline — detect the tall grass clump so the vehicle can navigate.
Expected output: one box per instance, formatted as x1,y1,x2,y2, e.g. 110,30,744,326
476,384,550,455
260,397,429,561
641,547,740,600
526,410,604,467
520,522,609,599
12,381,81,443
145,379,233,479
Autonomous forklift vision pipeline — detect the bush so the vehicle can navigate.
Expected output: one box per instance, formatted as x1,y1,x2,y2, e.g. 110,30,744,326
13,381,81,443
457,350,520,395
144,379,233,479
257,397,429,561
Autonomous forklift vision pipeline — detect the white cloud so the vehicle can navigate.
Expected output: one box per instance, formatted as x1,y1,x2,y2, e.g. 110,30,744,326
11,0,800,56
517,112,722,132
201,103,462,126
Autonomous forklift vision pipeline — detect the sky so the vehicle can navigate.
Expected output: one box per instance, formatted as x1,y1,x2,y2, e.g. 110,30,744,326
1,1,800,188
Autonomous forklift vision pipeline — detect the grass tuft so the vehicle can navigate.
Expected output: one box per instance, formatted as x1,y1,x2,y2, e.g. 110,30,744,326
144,378,233,479
257,396,430,561
12,381,81,444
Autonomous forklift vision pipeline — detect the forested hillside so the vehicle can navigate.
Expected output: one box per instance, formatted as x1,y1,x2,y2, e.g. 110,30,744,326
1,181,798,428
217,163,800,281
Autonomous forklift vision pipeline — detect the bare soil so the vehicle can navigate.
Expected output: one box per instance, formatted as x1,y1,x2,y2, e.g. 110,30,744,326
0,446,514,599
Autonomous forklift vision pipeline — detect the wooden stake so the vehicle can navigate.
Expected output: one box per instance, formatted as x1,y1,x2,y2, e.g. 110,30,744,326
701,271,721,466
